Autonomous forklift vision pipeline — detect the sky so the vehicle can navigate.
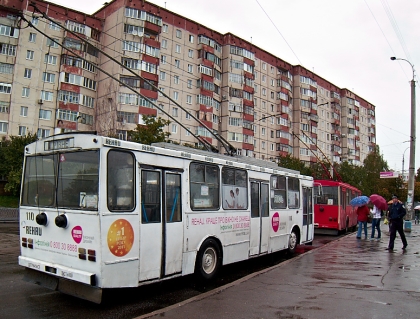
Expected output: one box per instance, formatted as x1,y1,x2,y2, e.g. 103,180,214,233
48,0,420,173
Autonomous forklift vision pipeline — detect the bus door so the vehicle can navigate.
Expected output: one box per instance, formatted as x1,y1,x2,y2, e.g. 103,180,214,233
302,186,314,241
139,168,183,281
249,181,270,256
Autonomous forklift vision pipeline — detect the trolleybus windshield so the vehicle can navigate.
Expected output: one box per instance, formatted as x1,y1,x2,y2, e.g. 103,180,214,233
21,150,99,210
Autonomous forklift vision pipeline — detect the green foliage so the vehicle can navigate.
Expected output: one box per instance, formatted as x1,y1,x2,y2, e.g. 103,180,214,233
277,154,311,175
0,195,19,208
0,133,38,196
128,115,171,145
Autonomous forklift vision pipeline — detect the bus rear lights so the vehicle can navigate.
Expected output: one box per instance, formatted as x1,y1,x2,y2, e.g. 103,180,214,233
45,266,57,274
21,237,33,248
55,214,68,228
329,217,333,221
78,248,96,262
36,212,48,226
88,249,96,262
78,248,86,260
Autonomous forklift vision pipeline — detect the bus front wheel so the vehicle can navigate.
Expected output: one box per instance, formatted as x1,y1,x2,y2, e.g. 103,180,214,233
195,238,222,280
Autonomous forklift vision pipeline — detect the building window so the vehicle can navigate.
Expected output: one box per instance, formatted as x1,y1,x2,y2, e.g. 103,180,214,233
175,44,181,53
24,68,32,79
39,109,52,120
175,59,180,68
162,24,168,33
20,106,28,117
26,50,34,60
0,83,12,94
172,107,178,117
0,122,8,133
161,39,167,48
187,64,193,73
46,38,59,48
31,17,39,26
187,79,192,89
29,33,36,42
186,95,192,104
41,91,54,101
37,128,50,138
173,91,179,101
160,71,166,81
49,21,61,31
42,72,55,83
188,49,194,58
176,29,182,38
44,54,57,65
160,55,166,64
22,87,30,97
18,126,26,136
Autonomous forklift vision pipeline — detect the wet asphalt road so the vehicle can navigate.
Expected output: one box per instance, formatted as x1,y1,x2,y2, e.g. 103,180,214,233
0,223,341,319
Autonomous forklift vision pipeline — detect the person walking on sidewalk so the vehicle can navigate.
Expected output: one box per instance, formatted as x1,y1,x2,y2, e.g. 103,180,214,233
370,204,381,240
356,204,370,239
386,195,408,251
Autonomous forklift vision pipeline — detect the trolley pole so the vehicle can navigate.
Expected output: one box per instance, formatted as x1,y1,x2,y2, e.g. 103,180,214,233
391,57,416,230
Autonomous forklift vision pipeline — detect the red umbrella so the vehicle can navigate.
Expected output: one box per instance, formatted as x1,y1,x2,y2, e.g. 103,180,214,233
370,194,388,210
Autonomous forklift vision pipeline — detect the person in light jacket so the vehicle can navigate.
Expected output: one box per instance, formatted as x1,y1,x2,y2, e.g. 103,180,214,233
370,204,381,240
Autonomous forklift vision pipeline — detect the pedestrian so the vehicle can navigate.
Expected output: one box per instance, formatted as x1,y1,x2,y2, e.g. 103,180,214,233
356,204,370,239
370,204,381,240
386,195,408,251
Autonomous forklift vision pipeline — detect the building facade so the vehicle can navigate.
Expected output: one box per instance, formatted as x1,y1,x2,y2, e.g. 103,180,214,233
0,0,376,166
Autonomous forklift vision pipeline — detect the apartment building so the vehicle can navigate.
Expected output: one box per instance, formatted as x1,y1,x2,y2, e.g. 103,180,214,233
0,0,375,166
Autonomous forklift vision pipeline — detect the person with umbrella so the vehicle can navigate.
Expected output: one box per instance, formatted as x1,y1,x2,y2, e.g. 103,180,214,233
369,194,387,240
356,204,370,239
386,194,408,251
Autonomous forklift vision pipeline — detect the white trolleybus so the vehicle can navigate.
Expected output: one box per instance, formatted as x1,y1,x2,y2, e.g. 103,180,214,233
19,132,314,303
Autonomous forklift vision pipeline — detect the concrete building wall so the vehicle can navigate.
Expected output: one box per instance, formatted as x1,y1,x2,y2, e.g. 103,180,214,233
0,0,376,166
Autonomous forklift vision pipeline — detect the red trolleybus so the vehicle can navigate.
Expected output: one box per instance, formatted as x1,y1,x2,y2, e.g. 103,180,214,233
314,180,361,235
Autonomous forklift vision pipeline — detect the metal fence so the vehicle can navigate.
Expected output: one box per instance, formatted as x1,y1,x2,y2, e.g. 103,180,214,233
0,207,18,222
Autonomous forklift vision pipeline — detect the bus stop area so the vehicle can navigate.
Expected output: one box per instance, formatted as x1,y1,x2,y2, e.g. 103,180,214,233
138,225,420,319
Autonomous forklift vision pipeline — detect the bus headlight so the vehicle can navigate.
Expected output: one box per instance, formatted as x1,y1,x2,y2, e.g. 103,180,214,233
55,214,68,228
36,212,48,226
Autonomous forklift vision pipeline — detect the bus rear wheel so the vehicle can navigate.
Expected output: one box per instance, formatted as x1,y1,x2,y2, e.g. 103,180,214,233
288,230,298,254
195,238,222,280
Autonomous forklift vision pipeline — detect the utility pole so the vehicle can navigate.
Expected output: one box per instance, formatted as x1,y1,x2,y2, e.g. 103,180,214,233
391,57,416,229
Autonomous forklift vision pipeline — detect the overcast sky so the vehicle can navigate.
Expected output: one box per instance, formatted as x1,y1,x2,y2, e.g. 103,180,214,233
48,0,419,172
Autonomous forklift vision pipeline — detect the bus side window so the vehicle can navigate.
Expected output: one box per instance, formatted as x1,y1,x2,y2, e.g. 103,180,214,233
107,150,135,211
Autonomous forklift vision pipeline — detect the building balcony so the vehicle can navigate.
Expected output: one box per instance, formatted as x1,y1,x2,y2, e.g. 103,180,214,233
144,21,161,34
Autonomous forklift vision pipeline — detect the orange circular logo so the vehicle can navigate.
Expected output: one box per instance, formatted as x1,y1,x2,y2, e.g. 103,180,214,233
107,219,134,257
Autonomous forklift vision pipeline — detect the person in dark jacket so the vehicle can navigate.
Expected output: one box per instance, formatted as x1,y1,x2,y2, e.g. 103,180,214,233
386,195,408,251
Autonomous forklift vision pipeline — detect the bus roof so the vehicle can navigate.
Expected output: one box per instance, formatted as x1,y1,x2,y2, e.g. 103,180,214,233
314,179,361,192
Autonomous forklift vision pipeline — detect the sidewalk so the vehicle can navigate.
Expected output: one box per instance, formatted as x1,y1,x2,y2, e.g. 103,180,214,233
137,225,420,319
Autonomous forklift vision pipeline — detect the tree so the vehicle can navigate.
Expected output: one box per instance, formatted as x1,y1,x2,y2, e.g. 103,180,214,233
359,146,389,196
0,133,38,196
128,115,171,145
277,154,312,176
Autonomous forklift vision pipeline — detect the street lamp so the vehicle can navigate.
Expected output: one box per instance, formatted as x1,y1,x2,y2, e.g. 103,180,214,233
391,57,416,223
